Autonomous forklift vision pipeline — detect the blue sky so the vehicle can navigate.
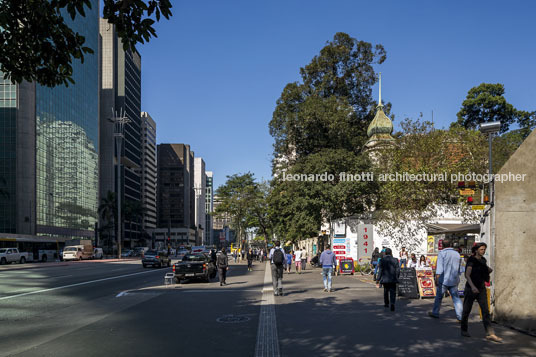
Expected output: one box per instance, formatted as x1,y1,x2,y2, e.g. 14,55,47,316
136,0,536,189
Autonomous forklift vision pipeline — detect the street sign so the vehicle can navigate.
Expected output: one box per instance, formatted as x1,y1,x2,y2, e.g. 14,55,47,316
472,205,485,210
459,189,475,196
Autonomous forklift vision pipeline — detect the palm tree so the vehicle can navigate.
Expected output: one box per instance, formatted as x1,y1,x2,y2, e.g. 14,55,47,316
124,199,145,247
98,191,116,254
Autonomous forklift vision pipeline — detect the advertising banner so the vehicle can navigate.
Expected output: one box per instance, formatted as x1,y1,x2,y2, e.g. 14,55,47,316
356,224,373,263
334,221,346,237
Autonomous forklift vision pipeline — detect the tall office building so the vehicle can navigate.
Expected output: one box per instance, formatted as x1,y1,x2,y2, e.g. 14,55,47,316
99,18,143,248
140,112,157,232
155,144,195,246
0,1,100,238
205,171,214,245
193,157,206,244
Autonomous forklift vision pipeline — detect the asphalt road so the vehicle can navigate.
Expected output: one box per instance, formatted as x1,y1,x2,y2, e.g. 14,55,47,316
0,260,535,357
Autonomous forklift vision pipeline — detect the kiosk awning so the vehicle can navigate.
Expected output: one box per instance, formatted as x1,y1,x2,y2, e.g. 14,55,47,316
426,223,480,235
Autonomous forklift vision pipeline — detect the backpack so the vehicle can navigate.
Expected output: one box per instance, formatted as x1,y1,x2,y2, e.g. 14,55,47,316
273,248,284,266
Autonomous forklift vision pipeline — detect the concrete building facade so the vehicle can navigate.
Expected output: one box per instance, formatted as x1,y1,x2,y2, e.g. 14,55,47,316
494,129,536,334
140,112,157,232
99,18,143,248
156,144,194,236
205,171,214,245
193,157,206,244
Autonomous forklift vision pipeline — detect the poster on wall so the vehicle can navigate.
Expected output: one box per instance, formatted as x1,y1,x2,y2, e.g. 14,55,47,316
334,221,346,237
416,268,436,298
356,224,373,263
427,236,435,253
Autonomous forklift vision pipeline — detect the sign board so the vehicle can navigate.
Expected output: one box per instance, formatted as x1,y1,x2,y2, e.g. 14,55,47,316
334,221,346,237
416,268,436,298
219,232,225,242
427,235,435,253
459,189,475,196
472,205,485,210
339,258,354,275
333,238,346,244
398,268,419,299
356,224,373,263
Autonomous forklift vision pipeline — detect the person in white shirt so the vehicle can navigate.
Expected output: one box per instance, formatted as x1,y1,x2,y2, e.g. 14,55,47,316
294,248,302,274
408,253,418,268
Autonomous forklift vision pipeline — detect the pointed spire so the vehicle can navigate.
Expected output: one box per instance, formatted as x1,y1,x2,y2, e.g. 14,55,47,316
378,72,383,108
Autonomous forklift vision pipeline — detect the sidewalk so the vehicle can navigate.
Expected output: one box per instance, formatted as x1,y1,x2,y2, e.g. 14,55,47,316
272,266,536,356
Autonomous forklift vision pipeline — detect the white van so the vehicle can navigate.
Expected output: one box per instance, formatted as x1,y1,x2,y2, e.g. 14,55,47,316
63,245,93,261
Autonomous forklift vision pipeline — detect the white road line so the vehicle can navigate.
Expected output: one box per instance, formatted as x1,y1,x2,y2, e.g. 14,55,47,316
182,289,262,293
0,269,164,301
254,262,280,357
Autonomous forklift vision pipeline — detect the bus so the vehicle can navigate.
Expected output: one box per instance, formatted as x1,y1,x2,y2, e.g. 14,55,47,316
0,235,64,262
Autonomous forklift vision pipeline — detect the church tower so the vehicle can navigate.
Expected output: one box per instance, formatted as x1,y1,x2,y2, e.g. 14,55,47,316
364,73,395,150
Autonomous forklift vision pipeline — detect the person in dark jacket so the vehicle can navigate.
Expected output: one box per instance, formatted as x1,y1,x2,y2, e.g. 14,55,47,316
216,249,229,286
376,248,400,311
246,248,254,271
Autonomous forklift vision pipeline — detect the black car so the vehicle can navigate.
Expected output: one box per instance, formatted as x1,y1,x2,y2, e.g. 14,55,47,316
142,250,171,268
173,253,216,283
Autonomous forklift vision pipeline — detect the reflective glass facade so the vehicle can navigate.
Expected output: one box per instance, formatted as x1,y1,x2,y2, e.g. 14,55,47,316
0,78,17,233
35,2,99,238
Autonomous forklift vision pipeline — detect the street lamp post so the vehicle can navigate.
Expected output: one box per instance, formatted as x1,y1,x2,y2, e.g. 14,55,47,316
479,121,501,312
111,109,130,259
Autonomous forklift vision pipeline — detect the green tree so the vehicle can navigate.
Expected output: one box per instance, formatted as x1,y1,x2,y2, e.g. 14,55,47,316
98,191,116,251
269,32,389,160
455,83,535,135
0,0,172,87
215,173,258,249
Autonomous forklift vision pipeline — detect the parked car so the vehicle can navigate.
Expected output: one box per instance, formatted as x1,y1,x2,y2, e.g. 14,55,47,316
121,249,133,258
172,253,216,283
93,248,104,259
142,250,171,268
0,248,31,264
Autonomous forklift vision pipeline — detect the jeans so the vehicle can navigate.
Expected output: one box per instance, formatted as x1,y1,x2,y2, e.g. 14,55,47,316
400,259,407,268
461,285,493,334
383,282,397,306
322,267,333,290
432,284,463,320
271,263,284,293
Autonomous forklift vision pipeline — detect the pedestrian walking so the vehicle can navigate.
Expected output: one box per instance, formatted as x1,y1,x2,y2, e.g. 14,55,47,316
233,250,237,263
428,239,463,320
371,247,381,280
399,246,408,268
460,243,502,342
301,247,307,270
376,248,400,311
319,245,337,292
294,248,302,274
285,250,292,273
269,241,287,296
247,248,254,271
216,248,229,286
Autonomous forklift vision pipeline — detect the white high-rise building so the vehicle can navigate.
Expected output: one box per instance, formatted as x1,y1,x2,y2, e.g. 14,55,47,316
205,171,214,245
193,157,206,244
140,112,157,231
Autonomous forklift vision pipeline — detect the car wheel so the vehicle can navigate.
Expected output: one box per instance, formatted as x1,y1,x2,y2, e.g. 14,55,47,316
20,257,26,264
1,257,6,265
142,264,147,268
174,277,180,284
167,260,171,267
42,255,47,262
157,262,162,268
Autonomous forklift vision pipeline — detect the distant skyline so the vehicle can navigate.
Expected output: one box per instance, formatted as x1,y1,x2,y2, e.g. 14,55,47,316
135,0,535,189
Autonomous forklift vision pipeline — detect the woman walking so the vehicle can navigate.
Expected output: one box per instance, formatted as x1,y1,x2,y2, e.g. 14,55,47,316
247,248,254,271
460,243,502,342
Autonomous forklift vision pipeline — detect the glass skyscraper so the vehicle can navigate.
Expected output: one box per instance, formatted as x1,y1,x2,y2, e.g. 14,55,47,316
0,1,100,238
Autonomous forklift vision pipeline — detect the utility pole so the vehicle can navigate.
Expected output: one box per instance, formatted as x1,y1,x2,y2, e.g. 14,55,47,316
111,108,130,259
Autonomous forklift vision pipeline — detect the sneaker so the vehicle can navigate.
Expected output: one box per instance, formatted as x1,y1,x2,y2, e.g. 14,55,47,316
390,305,395,311
323,288,328,292
384,304,389,308
428,311,439,318
461,331,471,337
329,289,334,292
486,334,503,343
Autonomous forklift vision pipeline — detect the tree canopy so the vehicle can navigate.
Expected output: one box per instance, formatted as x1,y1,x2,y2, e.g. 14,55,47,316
0,0,172,87
455,83,535,136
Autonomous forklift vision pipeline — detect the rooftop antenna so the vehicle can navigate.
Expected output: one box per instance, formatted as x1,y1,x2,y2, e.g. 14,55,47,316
378,72,383,107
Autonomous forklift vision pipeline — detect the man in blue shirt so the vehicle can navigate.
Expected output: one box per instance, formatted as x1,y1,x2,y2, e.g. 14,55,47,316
428,239,463,320
319,244,337,292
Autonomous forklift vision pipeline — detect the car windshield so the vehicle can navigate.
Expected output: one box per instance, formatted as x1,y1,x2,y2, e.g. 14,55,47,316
64,247,77,252
182,254,205,262
145,250,158,256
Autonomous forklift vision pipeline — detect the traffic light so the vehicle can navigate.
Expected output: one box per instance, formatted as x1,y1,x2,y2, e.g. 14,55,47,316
458,181,465,189
483,195,490,204
467,196,474,205
467,181,476,189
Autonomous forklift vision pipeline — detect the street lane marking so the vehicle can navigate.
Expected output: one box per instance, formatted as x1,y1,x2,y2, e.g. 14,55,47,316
254,262,280,357
0,269,168,301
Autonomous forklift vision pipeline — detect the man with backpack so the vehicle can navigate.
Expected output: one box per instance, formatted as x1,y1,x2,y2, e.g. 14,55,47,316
216,248,229,286
269,240,287,296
